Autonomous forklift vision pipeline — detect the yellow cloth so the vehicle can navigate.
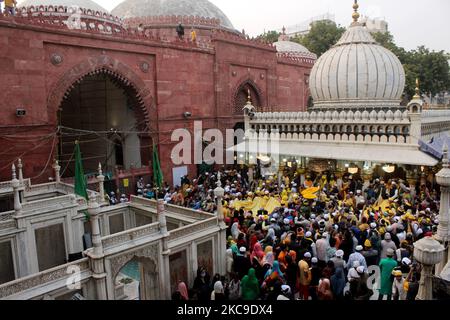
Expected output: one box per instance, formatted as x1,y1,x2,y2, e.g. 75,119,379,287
265,197,281,215
5,0,15,7
190,30,197,41
302,187,320,195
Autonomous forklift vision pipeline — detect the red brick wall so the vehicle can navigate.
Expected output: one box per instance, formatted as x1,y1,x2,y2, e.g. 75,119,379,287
0,20,313,185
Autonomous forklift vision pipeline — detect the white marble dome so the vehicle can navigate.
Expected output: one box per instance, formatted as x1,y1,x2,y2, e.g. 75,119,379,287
111,0,234,29
310,22,405,110
273,32,316,58
19,0,107,12
274,41,312,55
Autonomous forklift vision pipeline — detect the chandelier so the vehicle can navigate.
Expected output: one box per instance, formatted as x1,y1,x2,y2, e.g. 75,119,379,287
348,163,359,175
382,164,396,173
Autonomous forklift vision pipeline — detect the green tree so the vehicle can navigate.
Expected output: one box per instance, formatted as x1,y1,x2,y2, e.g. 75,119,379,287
291,20,345,57
258,30,281,44
373,31,450,98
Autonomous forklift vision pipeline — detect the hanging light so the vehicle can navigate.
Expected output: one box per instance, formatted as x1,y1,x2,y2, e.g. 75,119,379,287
348,163,359,174
383,164,396,173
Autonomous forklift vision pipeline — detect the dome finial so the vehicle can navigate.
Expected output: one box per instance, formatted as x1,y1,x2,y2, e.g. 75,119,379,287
414,78,421,99
352,0,360,23
247,89,252,105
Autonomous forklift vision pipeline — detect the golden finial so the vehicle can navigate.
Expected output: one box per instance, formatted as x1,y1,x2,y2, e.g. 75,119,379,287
282,26,286,35
414,78,421,99
352,0,360,23
247,89,252,105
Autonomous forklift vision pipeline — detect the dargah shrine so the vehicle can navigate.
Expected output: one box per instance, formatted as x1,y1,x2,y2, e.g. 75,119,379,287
0,0,449,301
0,0,316,187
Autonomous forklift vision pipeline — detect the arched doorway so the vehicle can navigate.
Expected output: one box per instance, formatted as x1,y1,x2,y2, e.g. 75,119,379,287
114,257,160,300
58,72,149,177
233,81,261,114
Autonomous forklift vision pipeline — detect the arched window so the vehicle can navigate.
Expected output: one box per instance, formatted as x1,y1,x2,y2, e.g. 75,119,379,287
234,82,261,114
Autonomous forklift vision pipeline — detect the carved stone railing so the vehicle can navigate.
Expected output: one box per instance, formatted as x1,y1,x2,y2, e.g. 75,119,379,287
130,196,215,220
0,258,90,299
247,109,413,145
211,29,276,51
0,211,13,222
102,222,160,250
17,5,122,25
26,182,59,196
0,178,31,194
0,12,214,51
168,217,218,243
124,15,221,29
0,220,16,231
21,194,77,215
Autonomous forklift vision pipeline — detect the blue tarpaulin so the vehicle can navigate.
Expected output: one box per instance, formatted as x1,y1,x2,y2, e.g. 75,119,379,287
419,133,450,161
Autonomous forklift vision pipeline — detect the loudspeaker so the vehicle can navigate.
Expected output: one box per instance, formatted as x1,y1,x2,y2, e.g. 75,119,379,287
16,109,26,117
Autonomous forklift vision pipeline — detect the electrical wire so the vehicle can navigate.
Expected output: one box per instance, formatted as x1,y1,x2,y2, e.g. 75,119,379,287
29,134,58,180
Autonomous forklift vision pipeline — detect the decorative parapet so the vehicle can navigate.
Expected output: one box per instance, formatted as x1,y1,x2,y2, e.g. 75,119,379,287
211,29,276,51
421,110,450,140
277,52,317,65
0,211,14,222
0,220,16,231
0,9,214,51
247,109,413,145
168,217,218,243
124,15,221,29
130,196,215,220
0,178,31,194
0,258,90,299
421,109,450,122
17,5,122,26
101,222,161,250
21,194,78,215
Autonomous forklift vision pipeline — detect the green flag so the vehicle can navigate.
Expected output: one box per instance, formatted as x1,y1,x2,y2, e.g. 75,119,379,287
74,141,88,200
152,143,163,189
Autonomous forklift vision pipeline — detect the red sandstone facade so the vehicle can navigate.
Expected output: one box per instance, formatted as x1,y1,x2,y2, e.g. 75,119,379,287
0,6,315,186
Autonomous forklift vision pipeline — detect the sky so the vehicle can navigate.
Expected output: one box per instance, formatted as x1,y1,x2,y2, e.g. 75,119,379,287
18,0,450,53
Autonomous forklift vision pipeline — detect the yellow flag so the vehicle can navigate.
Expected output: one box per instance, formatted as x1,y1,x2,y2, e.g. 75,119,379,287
265,197,281,214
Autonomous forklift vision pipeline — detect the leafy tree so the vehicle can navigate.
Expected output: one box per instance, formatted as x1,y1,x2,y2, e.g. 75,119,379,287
373,31,450,98
258,30,281,44
291,20,345,57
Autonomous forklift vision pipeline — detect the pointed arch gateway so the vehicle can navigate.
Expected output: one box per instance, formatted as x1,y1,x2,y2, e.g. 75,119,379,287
233,79,264,114
48,55,156,177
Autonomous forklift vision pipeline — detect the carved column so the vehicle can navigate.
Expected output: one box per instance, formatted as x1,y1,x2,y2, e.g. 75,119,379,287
17,158,24,185
86,193,107,300
214,173,226,275
53,160,61,184
248,165,254,184
414,237,445,300
435,146,450,275
157,199,171,299
12,164,22,216
97,163,106,205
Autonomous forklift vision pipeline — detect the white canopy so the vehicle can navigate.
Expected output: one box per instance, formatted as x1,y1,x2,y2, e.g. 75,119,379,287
232,139,438,167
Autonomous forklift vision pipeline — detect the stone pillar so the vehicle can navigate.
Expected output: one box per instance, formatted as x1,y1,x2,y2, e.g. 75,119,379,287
157,199,171,299
435,145,450,275
248,165,254,184
53,160,61,184
12,164,22,216
86,193,107,300
214,173,226,275
97,163,106,205
17,159,24,185
414,237,445,300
